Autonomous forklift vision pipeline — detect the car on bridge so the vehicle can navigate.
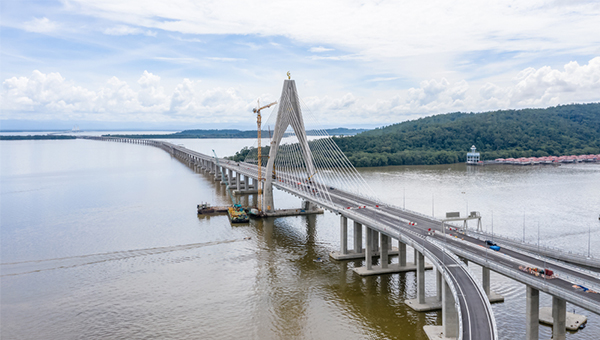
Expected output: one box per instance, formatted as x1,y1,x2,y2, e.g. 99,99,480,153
485,240,497,246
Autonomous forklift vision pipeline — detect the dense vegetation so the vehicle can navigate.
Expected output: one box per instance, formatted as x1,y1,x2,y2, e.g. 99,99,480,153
333,103,600,167
0,135,76,140
106,128,366,139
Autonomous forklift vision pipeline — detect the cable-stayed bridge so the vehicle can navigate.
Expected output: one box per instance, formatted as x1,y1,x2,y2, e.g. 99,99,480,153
82,79,600,340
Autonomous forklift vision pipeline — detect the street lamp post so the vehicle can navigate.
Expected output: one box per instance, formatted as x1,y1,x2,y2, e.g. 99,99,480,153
589,222,592,258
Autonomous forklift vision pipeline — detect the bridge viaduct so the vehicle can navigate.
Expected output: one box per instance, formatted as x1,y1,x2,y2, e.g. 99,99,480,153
81,135,600,340
79,79,600,340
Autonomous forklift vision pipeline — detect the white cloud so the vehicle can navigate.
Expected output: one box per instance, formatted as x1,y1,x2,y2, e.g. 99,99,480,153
367,77,401,82
103,25,156,36
154,57,201,64
137,71,168,108
206,57,245,62
23,17,58,33
2,58,599,125
66,0,600,61
480,56,600,108
309,47,333,53
302,57,600,125
1,70,256,123
309,54,364,61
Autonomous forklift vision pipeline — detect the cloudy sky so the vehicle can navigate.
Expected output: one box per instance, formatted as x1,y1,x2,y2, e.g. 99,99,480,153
2,0,600,130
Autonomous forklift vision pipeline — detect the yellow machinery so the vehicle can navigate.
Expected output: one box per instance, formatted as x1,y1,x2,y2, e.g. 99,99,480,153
252,99,277,213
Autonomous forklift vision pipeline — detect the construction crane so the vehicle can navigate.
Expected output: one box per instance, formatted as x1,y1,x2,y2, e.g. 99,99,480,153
252,99,277,212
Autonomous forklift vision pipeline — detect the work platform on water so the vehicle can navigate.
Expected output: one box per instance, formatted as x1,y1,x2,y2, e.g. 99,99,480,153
81,74,600,340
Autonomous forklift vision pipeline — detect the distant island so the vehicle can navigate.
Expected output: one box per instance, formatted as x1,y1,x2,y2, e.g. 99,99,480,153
104,128,367,139
0,135,77,140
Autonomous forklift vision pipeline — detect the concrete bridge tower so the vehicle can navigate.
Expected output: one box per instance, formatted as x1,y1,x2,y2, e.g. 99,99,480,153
262,79,316,212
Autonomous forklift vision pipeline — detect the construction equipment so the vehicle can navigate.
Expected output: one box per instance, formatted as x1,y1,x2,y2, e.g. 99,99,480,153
212,150,248,223
252,100,277,212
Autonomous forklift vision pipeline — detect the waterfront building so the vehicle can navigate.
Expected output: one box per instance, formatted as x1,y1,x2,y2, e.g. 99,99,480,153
466,145,480,165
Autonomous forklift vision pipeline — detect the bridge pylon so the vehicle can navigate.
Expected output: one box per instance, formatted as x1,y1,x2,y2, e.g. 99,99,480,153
262,79,316,213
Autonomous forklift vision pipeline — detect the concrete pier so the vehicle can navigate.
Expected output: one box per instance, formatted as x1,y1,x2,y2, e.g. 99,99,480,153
340,216,348,255
417,252,425,304
354,222,363,255
482,267,504,303
262,208,324,217
233,189,258,195
332,248,402,261
423,326,456,340
381,234,389,269
405,251,439,311
526,286,539,340
539,306,587,331
443,278,459,338
552,297,566,340
365,226,373,270
424,276,458,339
348,233,432,274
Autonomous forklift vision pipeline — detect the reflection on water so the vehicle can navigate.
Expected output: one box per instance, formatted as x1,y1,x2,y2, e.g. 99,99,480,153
1,139,599,340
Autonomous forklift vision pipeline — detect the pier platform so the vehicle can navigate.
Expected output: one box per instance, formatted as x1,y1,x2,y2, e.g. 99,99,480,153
423,326,456,340
355,262,433,276
262,208,324,217
539,307,587,331
330,247,400,260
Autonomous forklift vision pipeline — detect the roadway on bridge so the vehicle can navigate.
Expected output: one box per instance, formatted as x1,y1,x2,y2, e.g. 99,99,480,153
137,141,600,338
228,159,496,340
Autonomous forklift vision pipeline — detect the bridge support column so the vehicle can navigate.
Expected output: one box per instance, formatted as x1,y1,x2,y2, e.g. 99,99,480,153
371,230,379,253
481,266,504,303
365,227,373,270
405,251,439,311
526,286,539,340
482,266,490,296
334,219,402,262
354,222,362,254
236,172,241,189
399,242,406,267
340,216,348,255
354,235,432,276
417,252,425,304
218,166,224,181
552,296,566,340
414,248,418,265
244,175,249,190
442,278,459,338
380,234,389,269
436,269,442,301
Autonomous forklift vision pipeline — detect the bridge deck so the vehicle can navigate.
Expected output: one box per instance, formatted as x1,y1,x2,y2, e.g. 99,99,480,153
87,136,600,339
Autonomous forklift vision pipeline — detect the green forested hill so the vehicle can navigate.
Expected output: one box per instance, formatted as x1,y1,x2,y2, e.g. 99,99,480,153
333,103,600,167
106,127,366,139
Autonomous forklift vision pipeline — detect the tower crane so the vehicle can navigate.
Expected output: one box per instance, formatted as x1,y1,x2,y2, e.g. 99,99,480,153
253,99,277,213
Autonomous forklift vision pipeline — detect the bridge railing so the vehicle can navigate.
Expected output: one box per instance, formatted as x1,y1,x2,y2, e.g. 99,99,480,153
339,208,470,340
429,237,498,340
441,239,600,315
468,229,595,259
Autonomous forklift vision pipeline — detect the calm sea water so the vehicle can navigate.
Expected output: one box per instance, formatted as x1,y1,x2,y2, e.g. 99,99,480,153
1,138,599,340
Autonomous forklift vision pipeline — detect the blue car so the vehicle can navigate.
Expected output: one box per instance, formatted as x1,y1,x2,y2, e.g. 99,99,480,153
490,245,501,251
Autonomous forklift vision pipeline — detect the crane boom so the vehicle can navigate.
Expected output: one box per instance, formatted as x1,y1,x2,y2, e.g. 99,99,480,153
253,100,277,212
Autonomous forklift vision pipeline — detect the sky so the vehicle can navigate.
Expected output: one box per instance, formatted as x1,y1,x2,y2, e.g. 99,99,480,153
1,0,600,130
